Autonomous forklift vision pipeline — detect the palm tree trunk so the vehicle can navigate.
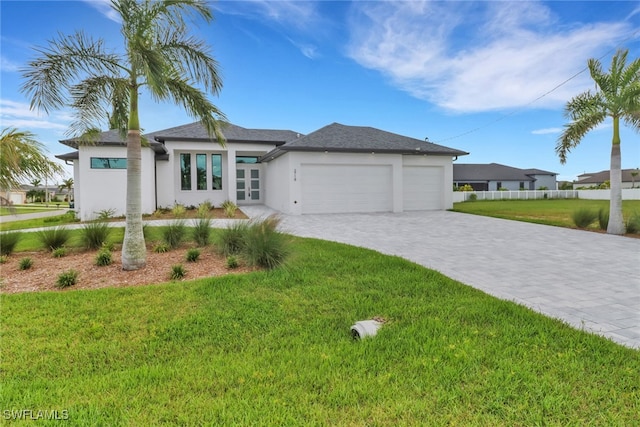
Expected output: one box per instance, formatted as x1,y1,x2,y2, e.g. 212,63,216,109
607,117,624,235
121,86,147,270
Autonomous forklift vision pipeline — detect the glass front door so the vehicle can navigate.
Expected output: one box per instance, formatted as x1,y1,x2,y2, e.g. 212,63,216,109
236,165,261,204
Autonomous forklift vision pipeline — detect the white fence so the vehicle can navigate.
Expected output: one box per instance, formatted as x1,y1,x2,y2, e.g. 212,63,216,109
453,188,640,202
453,190,577,202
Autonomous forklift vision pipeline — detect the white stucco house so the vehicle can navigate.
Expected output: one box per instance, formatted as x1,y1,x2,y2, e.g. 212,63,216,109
56,122,468,221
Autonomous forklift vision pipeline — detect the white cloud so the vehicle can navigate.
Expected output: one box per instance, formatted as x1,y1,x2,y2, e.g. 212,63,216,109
81,0,120,23
532,127,563,135
215,0,318,30
346,1,631,113
1,55,20,72
287,38,320,59
0,99,69,132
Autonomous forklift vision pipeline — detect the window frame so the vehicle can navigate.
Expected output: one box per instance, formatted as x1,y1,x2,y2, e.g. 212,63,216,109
90,157,127,169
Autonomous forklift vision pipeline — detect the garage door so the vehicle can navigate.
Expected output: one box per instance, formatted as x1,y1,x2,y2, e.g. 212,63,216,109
403,166,443,210
301,164,393,214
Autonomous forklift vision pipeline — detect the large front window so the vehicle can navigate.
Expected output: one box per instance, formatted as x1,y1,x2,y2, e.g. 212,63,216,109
196,154,207,190
212,154,222,190
180,153,191,190
179,152,223,191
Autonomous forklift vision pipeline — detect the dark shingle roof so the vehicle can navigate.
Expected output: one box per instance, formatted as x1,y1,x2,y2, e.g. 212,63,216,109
150,122,300,145
453,163,556,181
55,151,79,161
575,169,639,184
60,129,167,154
262,123,468,161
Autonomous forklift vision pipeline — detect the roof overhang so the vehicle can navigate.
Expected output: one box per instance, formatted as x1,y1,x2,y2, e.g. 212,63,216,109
261,146,469,162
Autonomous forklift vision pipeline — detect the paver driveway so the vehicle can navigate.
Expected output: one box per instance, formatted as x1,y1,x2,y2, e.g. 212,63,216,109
245,207,640,349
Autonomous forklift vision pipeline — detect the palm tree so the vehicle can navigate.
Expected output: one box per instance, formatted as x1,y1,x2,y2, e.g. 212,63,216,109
0,128,63,193
557,49,640,235
21,0,226,270
59,178,74,203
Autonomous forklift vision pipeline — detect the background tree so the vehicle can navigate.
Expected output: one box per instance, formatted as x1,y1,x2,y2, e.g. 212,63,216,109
21,0,226,270
556,49,640,235
59,178,74,202
0,128,64,194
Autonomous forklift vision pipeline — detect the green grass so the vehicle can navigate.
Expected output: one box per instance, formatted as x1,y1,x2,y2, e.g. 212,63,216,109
0,204,70,216
1,237,638,425
452,199,640,231
0,211,78,232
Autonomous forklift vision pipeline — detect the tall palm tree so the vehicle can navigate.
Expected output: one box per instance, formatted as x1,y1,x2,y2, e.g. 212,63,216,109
557,49,640,235
0,128,63,193
59,178,74,203
21,0,226,270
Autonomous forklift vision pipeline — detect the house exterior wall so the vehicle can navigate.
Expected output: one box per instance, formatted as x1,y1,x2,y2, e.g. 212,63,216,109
487,180,528,191
263,154,292,213
76,145,156,221
264,151,454,215
160,140,277,208
529,174,557,189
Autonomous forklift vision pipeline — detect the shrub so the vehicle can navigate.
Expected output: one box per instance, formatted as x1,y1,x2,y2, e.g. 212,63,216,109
457,184,474,192
96,208,116,220
19,257,33,270
0,231,22,256
625,212,640,234
95,248,113,266
571,208,598,228
226,255,239,269
468,193,478,202
216,221,249,256
185,248,200,262
598,208,609,231
192,217,212,246
197,201,213,218
221,200,238,218
52,247,67,258
56,269,78,288
170,264,186,280
172,204,186,218
37,226,71,251
81,221,112,250
243,215,290,269
162,220,187,249
153,243,170,253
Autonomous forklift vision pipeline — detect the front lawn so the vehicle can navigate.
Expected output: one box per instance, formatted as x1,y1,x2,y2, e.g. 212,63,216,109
1,237,638,425
452,199,640,231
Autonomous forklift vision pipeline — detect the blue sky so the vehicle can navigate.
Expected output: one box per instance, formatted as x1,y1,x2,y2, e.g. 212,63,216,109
1,0,639,182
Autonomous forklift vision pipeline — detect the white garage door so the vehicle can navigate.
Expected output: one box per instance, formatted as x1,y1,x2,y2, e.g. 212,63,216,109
403,166,443,210
301,164,393,214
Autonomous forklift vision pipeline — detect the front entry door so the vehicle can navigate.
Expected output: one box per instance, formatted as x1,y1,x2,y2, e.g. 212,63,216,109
236,165,262,204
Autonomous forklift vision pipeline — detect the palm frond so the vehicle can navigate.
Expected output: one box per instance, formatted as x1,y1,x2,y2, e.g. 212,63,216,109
159,32,223,95
67,76,130,137
562,91,602,121
0,128,64,189
556,112,606,164
164,77,227,144
20,31,124,114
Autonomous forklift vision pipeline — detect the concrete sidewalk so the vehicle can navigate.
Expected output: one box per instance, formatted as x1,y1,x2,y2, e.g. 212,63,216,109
243,206,640,349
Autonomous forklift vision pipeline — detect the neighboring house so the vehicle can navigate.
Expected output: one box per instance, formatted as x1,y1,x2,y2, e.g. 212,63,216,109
573,169,640,189
453,163,557,191
57,122,467,220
